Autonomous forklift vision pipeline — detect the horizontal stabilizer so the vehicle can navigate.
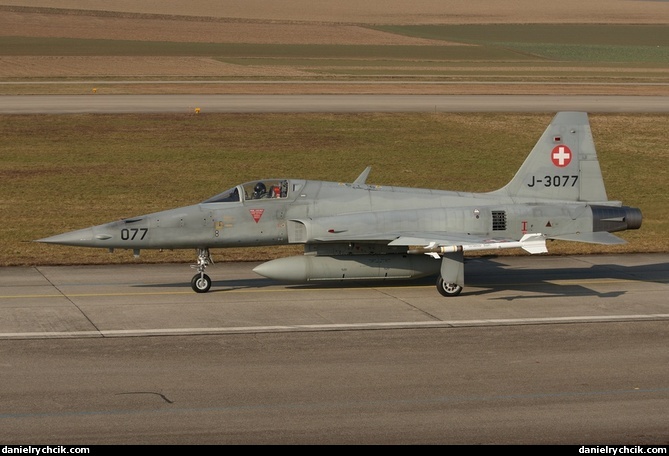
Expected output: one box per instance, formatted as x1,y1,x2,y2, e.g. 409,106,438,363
548,231,627,245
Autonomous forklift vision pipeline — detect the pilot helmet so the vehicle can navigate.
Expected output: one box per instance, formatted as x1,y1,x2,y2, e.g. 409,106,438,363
253,182,267,198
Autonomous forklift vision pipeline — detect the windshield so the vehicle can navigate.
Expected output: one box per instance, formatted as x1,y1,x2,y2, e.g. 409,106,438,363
202,186,241,203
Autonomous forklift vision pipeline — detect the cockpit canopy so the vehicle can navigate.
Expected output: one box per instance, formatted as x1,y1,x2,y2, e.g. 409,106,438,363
202,179,292,204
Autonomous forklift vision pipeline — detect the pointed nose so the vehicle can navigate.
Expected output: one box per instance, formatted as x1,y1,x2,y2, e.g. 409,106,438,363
36,227,100,247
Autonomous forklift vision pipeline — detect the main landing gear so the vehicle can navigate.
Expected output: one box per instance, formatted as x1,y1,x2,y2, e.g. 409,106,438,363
436,251,465,297
190,247,213,293
436,275,463,297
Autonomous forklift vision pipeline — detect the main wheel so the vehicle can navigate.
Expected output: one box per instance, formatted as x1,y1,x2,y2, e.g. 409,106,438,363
436,275,463,297
191,273,212,293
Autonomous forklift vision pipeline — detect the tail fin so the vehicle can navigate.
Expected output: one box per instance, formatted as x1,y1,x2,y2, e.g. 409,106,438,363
490,112,608,202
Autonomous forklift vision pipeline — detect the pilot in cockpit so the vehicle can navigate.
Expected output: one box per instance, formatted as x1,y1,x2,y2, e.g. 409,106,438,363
252,182,267,199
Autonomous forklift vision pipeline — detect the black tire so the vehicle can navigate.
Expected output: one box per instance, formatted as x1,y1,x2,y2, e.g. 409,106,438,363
191,273,212,293
436,275,463,297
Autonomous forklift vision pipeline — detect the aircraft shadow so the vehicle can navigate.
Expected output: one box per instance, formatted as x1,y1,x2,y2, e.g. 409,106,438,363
135,277,277,293
462,256,669,300
136,256,669,299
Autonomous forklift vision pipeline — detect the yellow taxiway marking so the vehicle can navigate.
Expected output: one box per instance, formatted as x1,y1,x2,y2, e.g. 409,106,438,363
0,287,379,299
0,277,658,300
0,291,195,299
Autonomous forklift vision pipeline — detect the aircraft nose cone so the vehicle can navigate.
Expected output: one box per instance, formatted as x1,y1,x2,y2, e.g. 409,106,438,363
35,227,98,247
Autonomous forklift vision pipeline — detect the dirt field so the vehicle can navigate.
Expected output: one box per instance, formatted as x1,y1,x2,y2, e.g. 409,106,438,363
2,0,669,47
0,8,455,45
1,1,667,90
3,0,669,25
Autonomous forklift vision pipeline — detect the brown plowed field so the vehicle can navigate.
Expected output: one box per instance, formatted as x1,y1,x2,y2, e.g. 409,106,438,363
1,1,667,93
0,8,455,45
2,0,669,25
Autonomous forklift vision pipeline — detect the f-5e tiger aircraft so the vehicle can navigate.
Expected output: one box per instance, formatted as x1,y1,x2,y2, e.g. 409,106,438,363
38,112,642,296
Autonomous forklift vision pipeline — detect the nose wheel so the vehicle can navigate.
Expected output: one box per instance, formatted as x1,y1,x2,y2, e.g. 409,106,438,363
191,273,212,293
190,248,213,293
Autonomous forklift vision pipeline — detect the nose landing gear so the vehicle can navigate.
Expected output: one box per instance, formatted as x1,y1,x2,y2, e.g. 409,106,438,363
190,248,213,293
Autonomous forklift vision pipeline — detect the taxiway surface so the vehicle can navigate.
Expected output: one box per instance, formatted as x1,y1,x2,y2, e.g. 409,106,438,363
1,254,668,339
2,94,669,114
1,254,668,444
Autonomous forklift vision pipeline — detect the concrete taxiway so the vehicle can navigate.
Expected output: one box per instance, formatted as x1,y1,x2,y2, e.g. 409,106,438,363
1,253,668,339
2,94,669,114
1,253,668,444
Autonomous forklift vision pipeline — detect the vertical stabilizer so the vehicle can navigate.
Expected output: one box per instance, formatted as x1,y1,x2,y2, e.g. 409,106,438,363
490,112,608,202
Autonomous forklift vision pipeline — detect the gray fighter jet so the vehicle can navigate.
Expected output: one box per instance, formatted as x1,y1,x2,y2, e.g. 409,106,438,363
38,112,642,296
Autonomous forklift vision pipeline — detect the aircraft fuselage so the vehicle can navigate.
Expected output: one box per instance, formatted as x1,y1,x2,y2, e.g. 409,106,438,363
43,179,639,253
